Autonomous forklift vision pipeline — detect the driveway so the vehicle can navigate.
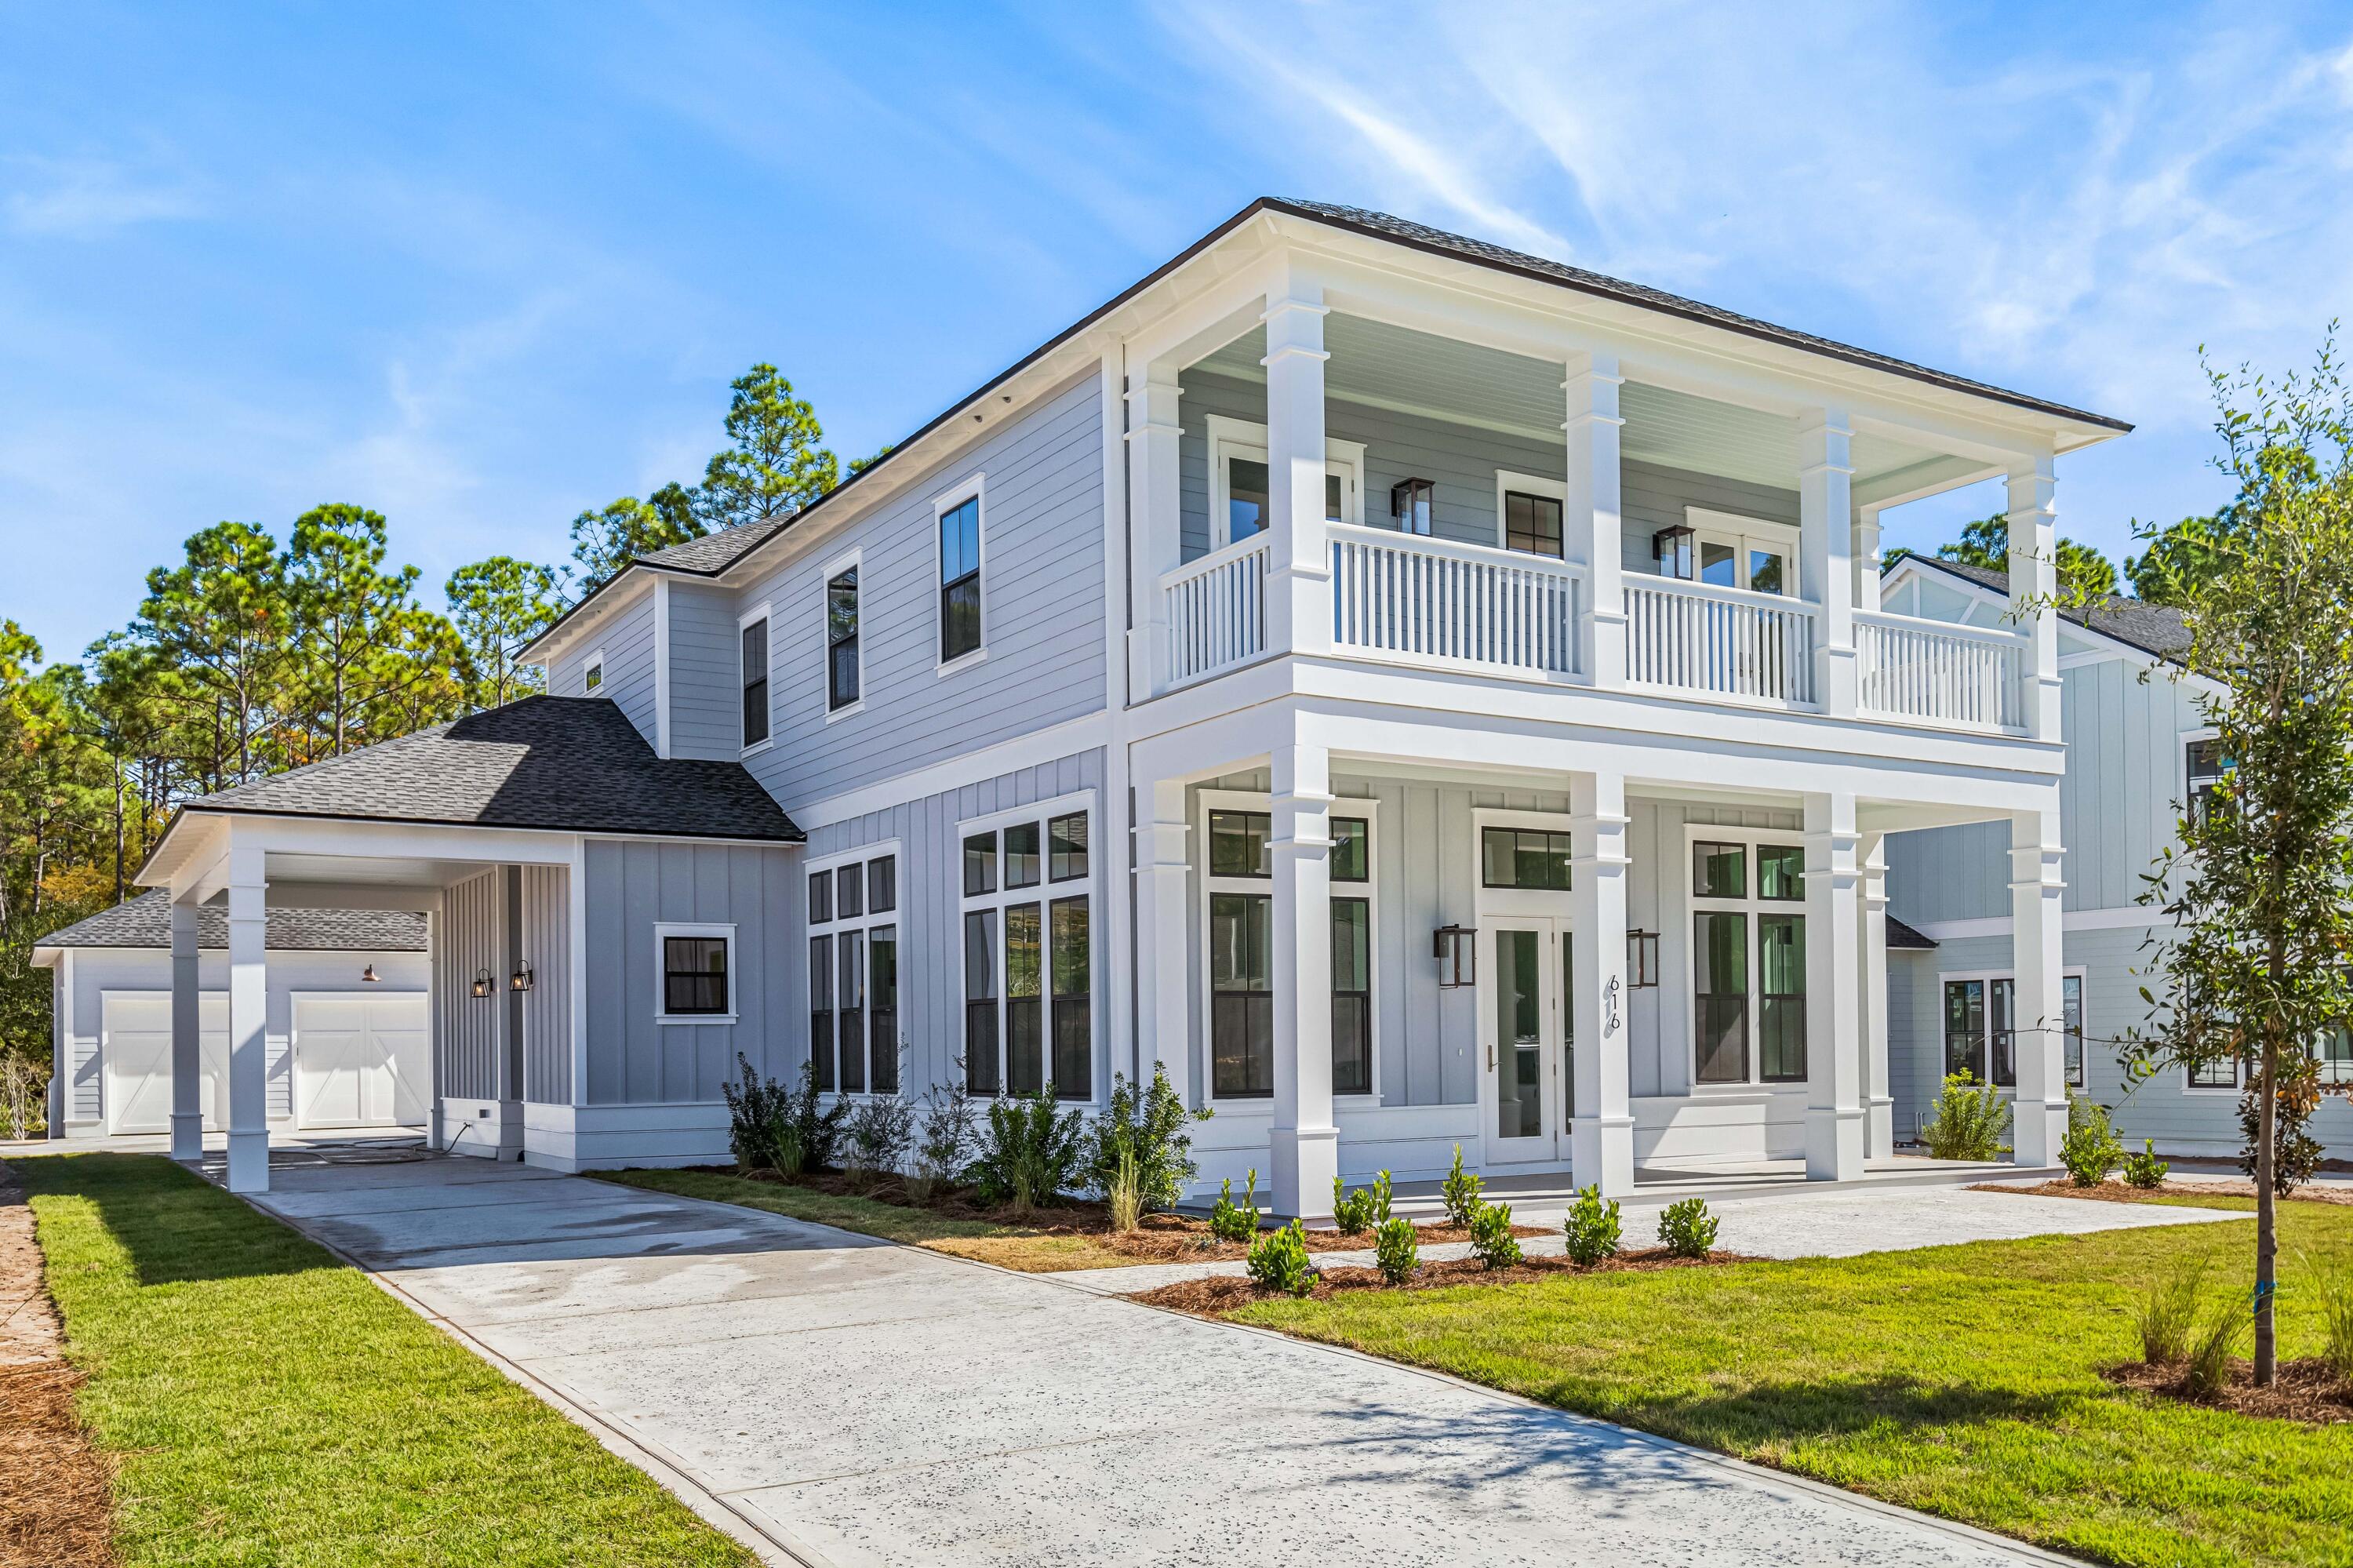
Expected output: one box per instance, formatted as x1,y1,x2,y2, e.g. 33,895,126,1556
235,1155,2126,1567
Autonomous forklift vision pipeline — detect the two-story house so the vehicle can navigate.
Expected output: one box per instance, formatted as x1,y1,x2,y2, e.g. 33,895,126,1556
106,199,2131,1217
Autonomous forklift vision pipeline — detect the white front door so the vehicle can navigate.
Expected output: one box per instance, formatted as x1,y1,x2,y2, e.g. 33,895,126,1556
103,993,229,1135
293,995,428,1130
1479,919,1569,1166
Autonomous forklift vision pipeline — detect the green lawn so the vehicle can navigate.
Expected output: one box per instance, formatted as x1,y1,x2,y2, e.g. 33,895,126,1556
16,1154,753,1568
1233,1194,2353,1568
592,1166,1133,1270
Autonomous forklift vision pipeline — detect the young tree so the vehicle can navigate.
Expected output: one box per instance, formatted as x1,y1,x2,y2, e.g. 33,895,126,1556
569,491,703,588
695,363,841,532
1937,514,2118,600
130,521,293,788
446,555,563,710
284,504,423,762
2129,338,2353,1387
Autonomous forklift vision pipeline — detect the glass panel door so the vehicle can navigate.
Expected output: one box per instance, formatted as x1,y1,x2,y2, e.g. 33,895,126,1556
1482,919,1562,1166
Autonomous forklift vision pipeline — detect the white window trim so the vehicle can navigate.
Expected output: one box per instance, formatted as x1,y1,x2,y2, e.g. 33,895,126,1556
934,472,988,676
1937,966,2090,1093
955,789,1100,1101
1204,413,1366,548
736,601,773,758
580,647,606,697
1682,506,1800,596
1682,823,1809,1093
653,921,737,1026
2179,723,2221,827
821,548,865,723
806,838,904,1097
1492,471,1567,558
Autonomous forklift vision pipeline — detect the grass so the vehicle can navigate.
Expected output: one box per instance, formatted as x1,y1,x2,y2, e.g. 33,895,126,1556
592,1166,1136,1271
16,1153,754,1568
1231,1192,2353,1568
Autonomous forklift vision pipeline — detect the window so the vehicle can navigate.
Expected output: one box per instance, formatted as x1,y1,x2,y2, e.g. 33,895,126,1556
1944,970,2084,1089
939,492,982,664
1331,817,1369,883
1758,915,1806,1082
961,803,1094,1100
1757,844,1805,900
1332,897,1372,1094
1482,827,1572,890
2315,1026,2353,1088
1689,833,1806,1086
1693,841,1746,899
2186,737,2230,822
827,566,860,711
1693,912,1747,1083
1209,810,1271,878
662,935,730,1017
739,615,770,748
1504,490,1563,558
1943,979,1986,1081
1209,891,1273,1097
1204,416,1363,547
582,653,604,693
807,852,900,1093
2064,974,2085,1088
2188,1053,2238,1090
1673,508,1795,596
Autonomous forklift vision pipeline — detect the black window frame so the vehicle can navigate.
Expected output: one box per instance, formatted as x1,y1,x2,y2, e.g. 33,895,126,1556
662,934,731,1017
939,494,982,664
1332,895,1372,1095
1503,489,1564,558
827,566,860,711
2186,737,2230,823
1481,827,1572,891
1049,895,1092,1101
1209,890,1274,1098
740,616,769,749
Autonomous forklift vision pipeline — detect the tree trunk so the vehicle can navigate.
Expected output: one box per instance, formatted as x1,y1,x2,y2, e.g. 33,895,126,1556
2254,1040,2278,1384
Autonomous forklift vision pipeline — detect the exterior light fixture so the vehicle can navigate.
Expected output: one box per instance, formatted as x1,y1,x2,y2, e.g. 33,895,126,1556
510,962,535,993
1626,930,1660,989
1653,524,1695,580
359,964,380,984
1391,477,1436,536
470,969,493,999
1432,924,1476,989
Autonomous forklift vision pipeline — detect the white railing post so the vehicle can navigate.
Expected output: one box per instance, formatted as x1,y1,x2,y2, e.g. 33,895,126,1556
1124,362,1183,698
2008,455,2063,744
1264,267,1330,661
1799,409,1857,717
1564,352,1624,688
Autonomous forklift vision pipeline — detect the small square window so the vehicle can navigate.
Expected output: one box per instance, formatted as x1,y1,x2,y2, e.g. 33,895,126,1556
1693,841,1747,900
963,831,997,897
808,872,832,926
583,660,604,693
1005,822,1041,889
1049,813,1089,882
1331,818,1369,882
1209,811,1271,878
1758,844,1805,900
837,864,864,919
1504,491,1562,557
663,936,729,1016
868,855,896,914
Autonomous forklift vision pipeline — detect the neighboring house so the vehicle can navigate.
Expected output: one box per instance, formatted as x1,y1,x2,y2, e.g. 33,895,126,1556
33,891,430,1138
1879,552,2353,1157
115,198,2133,1215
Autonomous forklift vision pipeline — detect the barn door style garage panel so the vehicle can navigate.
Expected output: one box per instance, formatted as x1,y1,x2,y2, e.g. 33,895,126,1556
292,994,428,1130
102,991,227,1135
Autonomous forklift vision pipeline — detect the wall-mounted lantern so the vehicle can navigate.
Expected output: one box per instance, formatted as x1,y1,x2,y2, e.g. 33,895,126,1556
1653,524,1695,580
470,969,494,999
510,962,535,993
359,964,380,984
1626,930,1660,990
1392,477,1436,536
1432,924,1476,989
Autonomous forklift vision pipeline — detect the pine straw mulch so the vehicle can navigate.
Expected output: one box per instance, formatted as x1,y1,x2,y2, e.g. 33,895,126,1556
724,1165,1547,1261
1978,1178,2353,1207
1128,1246,1755,1315
0,1161,117,1568
2104,1355,2353,1425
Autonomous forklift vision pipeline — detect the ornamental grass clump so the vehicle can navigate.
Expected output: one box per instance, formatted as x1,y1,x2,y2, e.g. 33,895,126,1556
1373,1216,1419,1284
1105,1148,1144,1232
2135,1262,2205,1366
1562,1184,1622,1267
2122,1140,2169,1189
1210,1170,1261,1242
2185,1295,2248,1399
1441,1144,1485,1227
1332,1170,1392,1236
1247,1219,1315,1297
1657,1197,1718,1260
1921,1071,2012,1162
1467,1200,1522,1269
2313,1259,2353,1385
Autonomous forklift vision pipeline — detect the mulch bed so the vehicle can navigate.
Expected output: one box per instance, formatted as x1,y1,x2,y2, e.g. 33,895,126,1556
720,1165,1546,1261
2104,1355,2353,1425
0,1161,117,1568
1981,1178,2353,1207
1128,1246,1755,1314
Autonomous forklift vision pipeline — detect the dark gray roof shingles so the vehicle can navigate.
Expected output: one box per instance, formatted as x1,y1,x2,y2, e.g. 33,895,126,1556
38,890,427,951
1886,915,1937,951
635,518,791,576
1893,551,2191,661
181,695,800,841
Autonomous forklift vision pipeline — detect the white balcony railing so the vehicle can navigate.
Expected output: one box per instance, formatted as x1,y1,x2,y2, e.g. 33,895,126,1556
1329,524,1584,679
1162,535,1270,689
1624,576,1817,707
1855,609,2027,732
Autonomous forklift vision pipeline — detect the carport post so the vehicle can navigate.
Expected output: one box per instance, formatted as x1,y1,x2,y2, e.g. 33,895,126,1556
169,898,204,1162
224,844,270,1193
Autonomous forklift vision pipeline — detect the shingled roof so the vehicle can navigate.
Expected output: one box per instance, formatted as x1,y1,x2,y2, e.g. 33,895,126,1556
36,890,427,951
1894,551,2191,662
634,518,792,577
175,696,800,842
1886,915,1937,951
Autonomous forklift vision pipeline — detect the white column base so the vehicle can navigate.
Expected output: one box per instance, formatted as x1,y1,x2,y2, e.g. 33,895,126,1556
1569,1113,1636,1198
1866,1096,1895,1161
1806,1105,1868,1181
1269,1126,1340,1222
169,1111,205,1163
2011,1101,2068,1168
225,1130,270,1193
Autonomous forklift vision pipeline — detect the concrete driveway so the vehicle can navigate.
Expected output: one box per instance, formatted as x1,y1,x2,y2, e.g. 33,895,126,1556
235,1155,2121,1568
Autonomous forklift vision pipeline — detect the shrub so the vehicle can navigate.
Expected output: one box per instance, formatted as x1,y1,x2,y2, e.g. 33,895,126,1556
1209,1171,1261,1242
843,1095,914,1185
1467,1200,1522,1268
1373,1216,1419,1284
908,1073,979,1203
2059,1096,2124,1187
2184,1294,2246,1398
1562,1184,1622,1267
1105,1148,1144,1232
1658,1197,1718,1260
1332,1170,1392,1235
2135,1263,2205,1365
1921,1071,2012,1162
969,1087,1087,1215
2122,1139,2169,1190
1246,1219,1315,1296
722,1053,796,1173
1091,1063,1210,1214
1440,1144,1485,1228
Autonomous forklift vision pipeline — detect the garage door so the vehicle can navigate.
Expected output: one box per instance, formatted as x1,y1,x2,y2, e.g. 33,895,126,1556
293,995,428,1130
103,993,229,1135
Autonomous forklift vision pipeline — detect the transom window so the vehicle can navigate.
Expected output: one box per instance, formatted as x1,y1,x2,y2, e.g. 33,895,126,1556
1203,802,1375,1098
809,852,899,1095
827,565,860,711
1689,836,1806,1086
962,806,1092,1099
1481,827,1572,891
1944,972,2085,1088
739,613,770,748
939,491,982,665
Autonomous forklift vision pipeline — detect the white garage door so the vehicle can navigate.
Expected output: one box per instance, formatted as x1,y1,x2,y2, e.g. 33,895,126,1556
103,993,230,1135
293,995,428,1130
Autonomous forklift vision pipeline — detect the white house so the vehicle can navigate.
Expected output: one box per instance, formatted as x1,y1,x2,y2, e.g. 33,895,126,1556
105,198,2134,1216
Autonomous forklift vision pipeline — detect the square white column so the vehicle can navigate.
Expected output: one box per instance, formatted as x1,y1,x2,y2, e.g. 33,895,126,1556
1263,276,1331,661
224,843,270,1193
1568,770,1635,1196
2007,457,2063,742
1133,777,1195,1109
1798,409,1857,716
169,897,203,1162
1860,831,1894,1160
1804,791,1866,1180
1854,504,1886,610
2009,807,2069,1166
1124,365,1183,700
1563,354,1626,687
1268,741,1337,1220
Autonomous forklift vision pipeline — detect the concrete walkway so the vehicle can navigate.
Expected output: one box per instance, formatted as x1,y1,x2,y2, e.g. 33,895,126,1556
227,1155,2172,1567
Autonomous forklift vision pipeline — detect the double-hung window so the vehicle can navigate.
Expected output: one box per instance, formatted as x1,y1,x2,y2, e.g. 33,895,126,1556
826,564,860,711
656,923,735,1026
1943,971,2085,1089
739,612,770,749
938,489,983,665
1689,836,1807,1086
961,803,1092,1099
807,849,900,1094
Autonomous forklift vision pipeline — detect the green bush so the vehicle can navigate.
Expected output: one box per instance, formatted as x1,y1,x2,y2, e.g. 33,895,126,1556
969,1087,1086,1214
1921,1071,2012,1162
1332,1170,1392,1235
1562,1184,1622,1267
2135,1262,2205,1365
1467,1200,1522,1268
1209,1170,1261,1242
1658,1197,1719,1260
1247,1219,1315,1296
2122,1140,2169,1189
1441,1144,1485,1228
1091,1063,1210,1214
908,1075,978,1202
1373,1216,1419,1284
843,1095,914,1184
2059,1096,2125,1187
721,1054,844,1176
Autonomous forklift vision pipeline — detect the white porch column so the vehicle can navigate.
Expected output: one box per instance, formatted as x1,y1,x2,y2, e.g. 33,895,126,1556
2007,456,2063,742
1124,361,1183,700
224,842,270,1193
1268,741,1337,1220
168,897,203,1162
1860,831,1894,1160
1133,777,1195,1108
1263,278,1332,662
1798,409,1857,716
1564,353,1626,687
1803,791,1866,1180
1568,770,1635,1196
2009,807,2068,1166
1854,504,1886,609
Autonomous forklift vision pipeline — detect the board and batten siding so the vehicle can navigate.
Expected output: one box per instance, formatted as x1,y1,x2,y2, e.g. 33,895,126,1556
520,864,572,1104
737,369,1107,810
665,582,744,762
548,585,660,748
435,869,504,1103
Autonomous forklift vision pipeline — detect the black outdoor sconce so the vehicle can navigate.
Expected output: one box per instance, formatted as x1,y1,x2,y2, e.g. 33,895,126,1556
1432,923,1476,989
1626,930,1660,989
470,969,493,999
510,962,535,993
1392,477,1435,536
1653,523,1695,580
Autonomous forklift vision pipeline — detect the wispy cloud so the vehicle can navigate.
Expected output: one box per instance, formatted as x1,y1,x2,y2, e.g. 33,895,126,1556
4,154,206,238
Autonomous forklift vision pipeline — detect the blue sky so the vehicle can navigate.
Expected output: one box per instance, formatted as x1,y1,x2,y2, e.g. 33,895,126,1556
6,2,2352,663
